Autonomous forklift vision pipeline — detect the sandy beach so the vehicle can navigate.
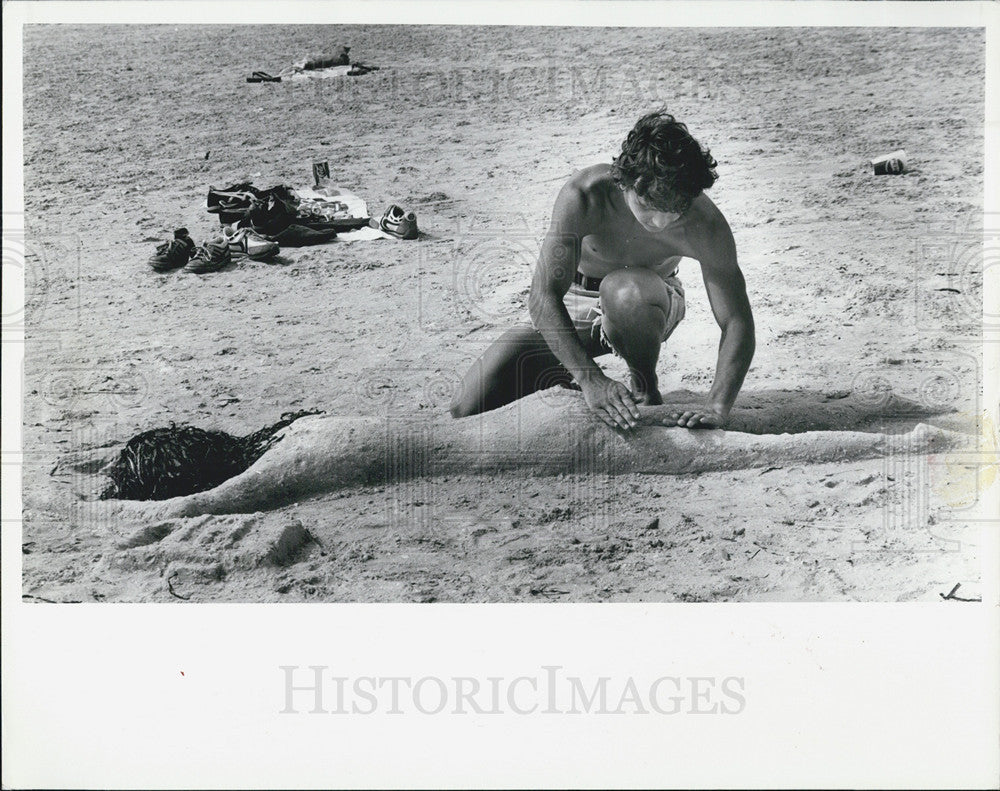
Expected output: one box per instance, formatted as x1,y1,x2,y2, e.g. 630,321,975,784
19,25,986,602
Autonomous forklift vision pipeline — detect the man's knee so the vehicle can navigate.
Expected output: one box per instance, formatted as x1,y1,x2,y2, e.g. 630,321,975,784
599,269,668,324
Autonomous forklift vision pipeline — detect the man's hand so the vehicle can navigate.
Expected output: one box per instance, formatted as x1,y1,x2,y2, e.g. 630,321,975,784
665,406,727,429
580,374,640,430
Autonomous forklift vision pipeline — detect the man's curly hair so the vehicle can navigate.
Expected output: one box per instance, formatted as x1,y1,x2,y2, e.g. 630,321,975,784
610,110,718,214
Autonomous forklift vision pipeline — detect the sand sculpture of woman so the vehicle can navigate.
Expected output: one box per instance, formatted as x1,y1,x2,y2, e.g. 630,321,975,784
103,388,964,520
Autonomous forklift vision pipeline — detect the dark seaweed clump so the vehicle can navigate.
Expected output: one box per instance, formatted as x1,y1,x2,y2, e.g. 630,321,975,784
99,410,320,501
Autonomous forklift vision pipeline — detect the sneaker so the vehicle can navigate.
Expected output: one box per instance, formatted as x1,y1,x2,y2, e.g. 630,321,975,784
148,229,195,272
222,225,280,261
184,237,232,273
371,204,418,240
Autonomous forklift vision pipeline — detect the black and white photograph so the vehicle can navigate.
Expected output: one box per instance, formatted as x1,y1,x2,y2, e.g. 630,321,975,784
3,1,998,788
14,20,991,603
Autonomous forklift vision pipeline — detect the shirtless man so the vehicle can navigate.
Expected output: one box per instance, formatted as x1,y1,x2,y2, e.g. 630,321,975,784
450,110,755,431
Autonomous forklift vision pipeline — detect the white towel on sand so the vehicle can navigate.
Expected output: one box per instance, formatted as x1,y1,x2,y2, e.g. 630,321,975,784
338,226,395,242
285,65,353,82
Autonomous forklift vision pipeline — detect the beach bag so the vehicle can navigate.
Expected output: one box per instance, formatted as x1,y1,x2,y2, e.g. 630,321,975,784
207,182,263,225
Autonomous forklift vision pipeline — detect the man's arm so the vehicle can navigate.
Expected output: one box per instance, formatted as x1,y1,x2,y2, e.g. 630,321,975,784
527,182,640,430
672,217,755,428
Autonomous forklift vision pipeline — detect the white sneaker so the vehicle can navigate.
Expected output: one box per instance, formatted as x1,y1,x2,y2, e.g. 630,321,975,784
222,225,280,261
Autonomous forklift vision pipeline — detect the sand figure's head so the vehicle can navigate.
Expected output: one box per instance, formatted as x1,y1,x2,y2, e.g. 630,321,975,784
611,110,718,230
99,411,321,502
99,425,247,501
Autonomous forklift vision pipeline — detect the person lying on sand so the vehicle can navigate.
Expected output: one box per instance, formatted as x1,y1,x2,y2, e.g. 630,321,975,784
451,110,755,433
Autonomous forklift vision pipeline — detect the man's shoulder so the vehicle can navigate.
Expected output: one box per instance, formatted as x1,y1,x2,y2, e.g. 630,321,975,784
685,194,737,263
686,193,732,238
553,164,616,220
564,163,615,197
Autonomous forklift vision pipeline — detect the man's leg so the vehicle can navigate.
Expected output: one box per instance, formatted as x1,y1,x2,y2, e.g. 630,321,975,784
450,324,602,418
598,268,673,405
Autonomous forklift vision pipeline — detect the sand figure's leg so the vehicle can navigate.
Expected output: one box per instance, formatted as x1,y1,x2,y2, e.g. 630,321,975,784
598,269,673,405
450,324,598,417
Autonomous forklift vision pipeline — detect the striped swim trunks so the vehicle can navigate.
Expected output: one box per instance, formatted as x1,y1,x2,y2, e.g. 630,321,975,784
562,270,686,355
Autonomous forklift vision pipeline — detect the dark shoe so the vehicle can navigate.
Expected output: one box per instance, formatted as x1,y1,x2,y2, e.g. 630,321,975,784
185,237,232,273
247,71,281,83
269,224,337,247
148,228,195,272
372,204,418,240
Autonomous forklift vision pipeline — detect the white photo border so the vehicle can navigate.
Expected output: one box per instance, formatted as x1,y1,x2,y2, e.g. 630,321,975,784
2,2,998,788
